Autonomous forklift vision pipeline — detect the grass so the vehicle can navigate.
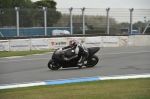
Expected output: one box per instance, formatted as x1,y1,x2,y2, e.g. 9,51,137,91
0,78,150,99
0,50,54,58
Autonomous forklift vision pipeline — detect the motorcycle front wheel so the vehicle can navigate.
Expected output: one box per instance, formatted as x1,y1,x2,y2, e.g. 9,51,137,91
85,55,99,67
48,59,61,70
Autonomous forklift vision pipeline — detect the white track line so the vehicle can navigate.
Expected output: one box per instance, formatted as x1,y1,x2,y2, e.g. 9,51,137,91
4,56,24,59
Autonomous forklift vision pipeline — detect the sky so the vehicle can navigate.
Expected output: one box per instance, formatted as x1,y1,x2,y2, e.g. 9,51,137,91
31,0,150,8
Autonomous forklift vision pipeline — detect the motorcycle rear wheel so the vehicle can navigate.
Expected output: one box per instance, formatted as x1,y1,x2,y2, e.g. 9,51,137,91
48,60,61,70
85,55,99,67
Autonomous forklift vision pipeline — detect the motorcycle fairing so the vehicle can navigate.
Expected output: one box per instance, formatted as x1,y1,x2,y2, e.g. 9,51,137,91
52,50,62,59
88,47,100,57
65,49,75,58
52,49,81,68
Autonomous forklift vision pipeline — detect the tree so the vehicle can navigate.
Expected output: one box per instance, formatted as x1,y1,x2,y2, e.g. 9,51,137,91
0,0,33,27
118,22,130,28
32,0,61,27
0,0,33,8
133,21,145,28
33,0,56,9
0,0,61,27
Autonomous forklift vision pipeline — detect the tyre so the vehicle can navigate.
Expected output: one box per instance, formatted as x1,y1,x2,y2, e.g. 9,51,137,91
47,59,61,70
85,55,99,67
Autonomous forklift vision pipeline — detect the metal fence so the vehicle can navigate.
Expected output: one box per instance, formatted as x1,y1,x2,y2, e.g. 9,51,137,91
0,7,150,37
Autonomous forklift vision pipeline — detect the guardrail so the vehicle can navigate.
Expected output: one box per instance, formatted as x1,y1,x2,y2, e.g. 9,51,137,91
0,35,150,51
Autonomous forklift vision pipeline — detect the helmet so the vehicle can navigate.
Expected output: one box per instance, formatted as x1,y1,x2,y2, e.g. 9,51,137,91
69,39,77,48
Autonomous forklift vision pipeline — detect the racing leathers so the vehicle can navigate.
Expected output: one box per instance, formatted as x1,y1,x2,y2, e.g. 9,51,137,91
62,43,88,67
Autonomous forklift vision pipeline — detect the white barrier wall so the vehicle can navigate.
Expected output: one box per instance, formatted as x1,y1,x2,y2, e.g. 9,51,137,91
0,40,9,51
84,37,102,47
49,38,68,49
102,36,119,47
134,35,150,46
31,38,49,50
118,36,128,47
128,35,135,46
0,35,150,51
9,39,30,51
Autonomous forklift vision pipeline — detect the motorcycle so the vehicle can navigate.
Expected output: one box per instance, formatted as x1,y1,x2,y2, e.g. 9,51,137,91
47,47,100,70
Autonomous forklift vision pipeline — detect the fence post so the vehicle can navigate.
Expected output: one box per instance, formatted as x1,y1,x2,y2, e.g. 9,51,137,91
43,7,47,36
81,7,85,35
69,7,73,35
106,8,110,34
142,20,150,34
0,10,4,27
15,7,19,36
129,8,134,34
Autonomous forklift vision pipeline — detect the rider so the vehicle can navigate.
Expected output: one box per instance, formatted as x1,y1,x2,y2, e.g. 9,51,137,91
61,39,88,68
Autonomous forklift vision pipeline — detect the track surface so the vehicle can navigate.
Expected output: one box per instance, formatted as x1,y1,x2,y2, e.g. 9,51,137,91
0,46,150,85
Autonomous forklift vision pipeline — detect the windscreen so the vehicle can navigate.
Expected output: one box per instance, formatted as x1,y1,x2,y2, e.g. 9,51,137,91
54,49,61,55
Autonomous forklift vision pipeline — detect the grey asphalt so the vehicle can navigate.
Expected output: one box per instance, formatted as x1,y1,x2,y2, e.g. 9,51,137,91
0,46,150,85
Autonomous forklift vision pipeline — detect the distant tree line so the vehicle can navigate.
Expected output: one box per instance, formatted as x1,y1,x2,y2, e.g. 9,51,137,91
0,0,61,27
54,13,145,29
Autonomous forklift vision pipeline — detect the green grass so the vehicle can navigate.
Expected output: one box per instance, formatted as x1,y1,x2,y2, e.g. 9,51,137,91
0,78,150,99
0,50,54,58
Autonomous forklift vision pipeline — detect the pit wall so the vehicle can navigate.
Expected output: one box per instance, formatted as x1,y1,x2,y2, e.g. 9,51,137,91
0,35,150,51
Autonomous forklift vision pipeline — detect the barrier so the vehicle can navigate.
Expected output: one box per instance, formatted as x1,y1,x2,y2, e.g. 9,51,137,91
0,40,9,51
9,39,30,51
31,38,49,50
134,35,150,46
0,35,150,51
118,36,128,47
128,36,135,46
102,36,119,47
84,37,102,47
49,38,68,49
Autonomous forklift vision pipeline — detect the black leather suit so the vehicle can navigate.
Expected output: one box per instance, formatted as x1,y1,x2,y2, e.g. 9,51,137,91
62,43,88,67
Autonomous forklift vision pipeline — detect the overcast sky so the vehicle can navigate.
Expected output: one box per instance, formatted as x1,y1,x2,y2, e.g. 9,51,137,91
31,0,150,8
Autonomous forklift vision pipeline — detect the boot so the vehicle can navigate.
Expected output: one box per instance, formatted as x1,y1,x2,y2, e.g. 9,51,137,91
77,56,85,68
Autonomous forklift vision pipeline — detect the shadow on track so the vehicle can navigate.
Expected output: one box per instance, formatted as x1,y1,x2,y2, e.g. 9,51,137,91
47,66,98,71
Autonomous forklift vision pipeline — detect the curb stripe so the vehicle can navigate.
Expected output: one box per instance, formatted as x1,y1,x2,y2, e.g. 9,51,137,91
45,77,100,85
99,74,150,80
0,73,150,89
0,82,45,89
